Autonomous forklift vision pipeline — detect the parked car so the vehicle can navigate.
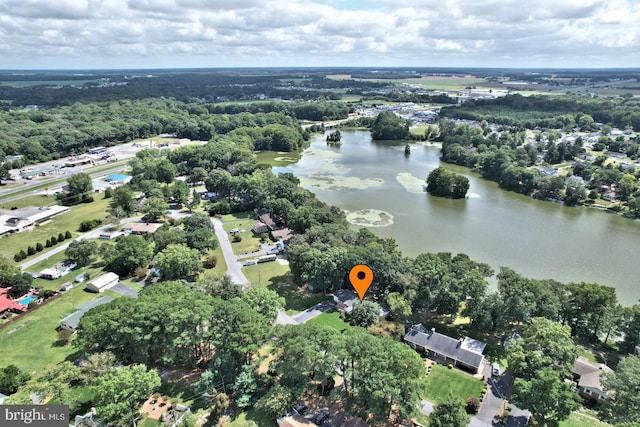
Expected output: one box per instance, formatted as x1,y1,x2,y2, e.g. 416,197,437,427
243,260,257,266
267,248,281,255
491,362,500,376
293,402,308,415
312,411,330,424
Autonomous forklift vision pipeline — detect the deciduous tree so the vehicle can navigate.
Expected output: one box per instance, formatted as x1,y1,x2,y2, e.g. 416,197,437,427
429,393,469,427
602,355,640,425
92,365,161,425
155,243,203,282
514,367,578,427
64,239,98,267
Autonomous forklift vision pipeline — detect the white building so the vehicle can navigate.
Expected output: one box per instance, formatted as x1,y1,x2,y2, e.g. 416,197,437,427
85,272,119,293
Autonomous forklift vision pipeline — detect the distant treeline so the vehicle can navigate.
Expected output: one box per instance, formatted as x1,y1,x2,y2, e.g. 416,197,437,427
0,71,386,108
360,91,457,104
440,94,640,131
0,98,356,163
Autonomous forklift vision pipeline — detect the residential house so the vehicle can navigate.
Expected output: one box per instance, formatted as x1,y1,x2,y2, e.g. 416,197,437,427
251,208,295,245
571,356,612,404
0,291,28,316
272,227,295,245
251,221,269,234
59,296,114,332
122,222,163,235
334,289,359,313
404,324,486,373
85,272,119,293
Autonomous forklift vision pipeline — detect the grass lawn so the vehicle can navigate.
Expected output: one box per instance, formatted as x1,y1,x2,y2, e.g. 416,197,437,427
306,311,352,332
219,211,255,222
559,410,612,427
269,277,327,312
200,245,228,280
228,408,274,427
0,285,122,372
0,197,110,260
243,261,290,287
229,230,262,255
0,194,58,209
421,364,484,404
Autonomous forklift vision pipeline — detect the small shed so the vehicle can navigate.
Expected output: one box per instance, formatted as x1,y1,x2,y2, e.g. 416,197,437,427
85,272,119,293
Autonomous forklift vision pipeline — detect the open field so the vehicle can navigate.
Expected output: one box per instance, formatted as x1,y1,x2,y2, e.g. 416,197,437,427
0,194,57,209
421,364,484,404
0,197,110,260
0,286,122,371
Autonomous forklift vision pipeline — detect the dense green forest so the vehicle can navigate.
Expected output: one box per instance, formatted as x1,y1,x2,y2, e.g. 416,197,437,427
441,94,640,131
0,99,356,163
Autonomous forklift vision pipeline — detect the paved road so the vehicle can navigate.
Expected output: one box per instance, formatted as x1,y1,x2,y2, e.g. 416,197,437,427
211,217,249,289
20,216,141,271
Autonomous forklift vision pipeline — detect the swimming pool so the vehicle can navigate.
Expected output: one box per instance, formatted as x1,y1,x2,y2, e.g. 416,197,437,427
19,296,36,305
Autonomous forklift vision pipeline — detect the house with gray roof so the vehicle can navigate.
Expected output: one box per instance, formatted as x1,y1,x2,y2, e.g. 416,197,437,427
404,324,486,373
59,296,113,332
571,356,612,403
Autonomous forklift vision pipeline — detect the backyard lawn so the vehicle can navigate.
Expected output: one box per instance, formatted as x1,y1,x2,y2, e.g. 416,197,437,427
0,285,123,372
219,211,265,256
559,410,612,427
242,261,290,287
306,311,352,332
421,364,484,404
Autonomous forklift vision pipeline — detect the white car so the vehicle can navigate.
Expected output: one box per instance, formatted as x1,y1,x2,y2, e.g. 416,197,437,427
491,363,500,376
243,260,257,266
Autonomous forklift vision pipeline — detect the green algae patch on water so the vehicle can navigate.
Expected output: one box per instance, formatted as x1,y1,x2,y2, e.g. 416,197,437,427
273,156,299,163
396,172,426,194
346,209,394,227
300,174,383,190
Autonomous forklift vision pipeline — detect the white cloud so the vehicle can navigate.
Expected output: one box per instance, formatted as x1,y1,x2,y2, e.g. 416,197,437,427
0,0,638,68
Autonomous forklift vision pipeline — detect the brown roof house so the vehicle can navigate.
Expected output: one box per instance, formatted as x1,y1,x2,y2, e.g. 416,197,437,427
404,324,486,373
571,356,613,403
122,222,163,235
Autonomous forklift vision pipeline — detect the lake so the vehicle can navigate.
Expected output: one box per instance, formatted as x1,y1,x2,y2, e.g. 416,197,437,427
268,130,640,304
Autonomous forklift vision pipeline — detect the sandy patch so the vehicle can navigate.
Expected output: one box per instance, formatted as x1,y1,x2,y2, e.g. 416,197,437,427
396,172,426,193
346,209,394,227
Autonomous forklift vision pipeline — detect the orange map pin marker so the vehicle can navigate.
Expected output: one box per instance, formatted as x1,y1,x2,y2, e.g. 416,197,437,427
349,264,374,301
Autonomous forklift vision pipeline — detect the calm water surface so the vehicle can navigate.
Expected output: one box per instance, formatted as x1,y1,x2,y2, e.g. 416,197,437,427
272,131,640,304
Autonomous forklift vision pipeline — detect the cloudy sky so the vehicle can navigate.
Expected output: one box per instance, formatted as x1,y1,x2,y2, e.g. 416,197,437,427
0,0,639,69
